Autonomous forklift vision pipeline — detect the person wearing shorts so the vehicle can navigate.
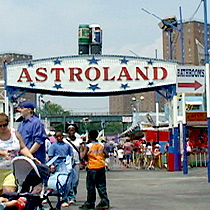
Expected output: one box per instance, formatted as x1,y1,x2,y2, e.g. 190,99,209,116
0,112,40,195
123,138,134,168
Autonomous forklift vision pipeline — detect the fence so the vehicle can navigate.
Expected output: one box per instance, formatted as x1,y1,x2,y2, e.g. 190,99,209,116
189,152,208,167
160,152,208,169
119,151,208,170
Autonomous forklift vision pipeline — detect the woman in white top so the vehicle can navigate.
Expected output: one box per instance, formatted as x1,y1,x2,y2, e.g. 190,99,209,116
0,113,39,195
145,142,154,170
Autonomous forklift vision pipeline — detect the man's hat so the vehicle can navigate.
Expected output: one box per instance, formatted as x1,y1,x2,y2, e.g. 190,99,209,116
19,101,36,109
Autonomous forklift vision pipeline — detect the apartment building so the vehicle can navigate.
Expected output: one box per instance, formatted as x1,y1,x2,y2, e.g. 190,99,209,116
163,20,210,65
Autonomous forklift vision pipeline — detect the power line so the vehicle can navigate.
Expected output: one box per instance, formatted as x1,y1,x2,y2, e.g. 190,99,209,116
189,0,202,21
141,8,162,21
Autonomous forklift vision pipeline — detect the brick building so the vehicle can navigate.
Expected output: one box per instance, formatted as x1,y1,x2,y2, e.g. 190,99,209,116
0,53,34,112
162,20,210,65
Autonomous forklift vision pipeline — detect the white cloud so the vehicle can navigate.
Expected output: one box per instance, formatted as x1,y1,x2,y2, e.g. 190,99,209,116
104,36,163,59
138,36,163,59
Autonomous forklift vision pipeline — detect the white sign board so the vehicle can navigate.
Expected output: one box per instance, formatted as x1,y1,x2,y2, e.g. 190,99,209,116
122,116,133,123
176,66,205,93
6,55,177,96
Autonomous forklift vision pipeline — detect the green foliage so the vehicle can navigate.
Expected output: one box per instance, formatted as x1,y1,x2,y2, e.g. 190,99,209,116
105,122,123,135
39,102,70,116
77,121,124,135
39,103,127,135
78,122,101,134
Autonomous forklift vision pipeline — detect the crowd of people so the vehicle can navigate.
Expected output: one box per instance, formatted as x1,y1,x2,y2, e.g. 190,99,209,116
0,99,203,210
0,101,110,210
2,100,199,209
103,135,166,171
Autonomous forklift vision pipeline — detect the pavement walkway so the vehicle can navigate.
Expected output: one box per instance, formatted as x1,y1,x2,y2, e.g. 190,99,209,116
47,167,210,210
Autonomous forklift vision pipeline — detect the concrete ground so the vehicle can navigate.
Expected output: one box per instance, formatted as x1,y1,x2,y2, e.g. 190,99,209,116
45,166,210,210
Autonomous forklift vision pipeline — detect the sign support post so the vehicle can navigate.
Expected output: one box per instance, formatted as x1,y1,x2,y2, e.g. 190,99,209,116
182,93,188,174
202,0,210,182
173,95,180,171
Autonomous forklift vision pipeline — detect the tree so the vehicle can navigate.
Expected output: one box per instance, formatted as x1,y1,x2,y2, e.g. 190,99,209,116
39,102,70,116
105,122,122,135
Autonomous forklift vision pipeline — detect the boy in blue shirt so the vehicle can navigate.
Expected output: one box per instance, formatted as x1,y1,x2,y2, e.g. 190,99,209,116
47,131,74,207
48,131,73,171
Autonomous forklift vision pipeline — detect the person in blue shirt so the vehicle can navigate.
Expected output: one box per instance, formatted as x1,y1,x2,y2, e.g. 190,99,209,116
48,131,73,171
47,131,74,208
17,101,47,164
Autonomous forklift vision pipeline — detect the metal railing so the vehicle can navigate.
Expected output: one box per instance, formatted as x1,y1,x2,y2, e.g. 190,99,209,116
189,152,208,167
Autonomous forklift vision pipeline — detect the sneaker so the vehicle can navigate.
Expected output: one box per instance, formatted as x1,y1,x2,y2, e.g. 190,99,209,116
61,202,70,207
42,199,47,204
79,203,95,209
69,199,75,205
96,202,110,209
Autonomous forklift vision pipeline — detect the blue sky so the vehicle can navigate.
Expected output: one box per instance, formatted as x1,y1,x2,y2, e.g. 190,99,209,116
1,0,208,113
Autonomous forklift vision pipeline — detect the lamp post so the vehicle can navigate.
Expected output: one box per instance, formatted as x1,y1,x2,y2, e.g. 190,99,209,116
82,117,89,141
158,13,184,63
132,96,144,112
159,16,178,60
38,94,43,118
132,96,144,126
142,7,184,63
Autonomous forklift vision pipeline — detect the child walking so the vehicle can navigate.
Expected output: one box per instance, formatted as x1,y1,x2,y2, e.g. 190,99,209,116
79,130,110,209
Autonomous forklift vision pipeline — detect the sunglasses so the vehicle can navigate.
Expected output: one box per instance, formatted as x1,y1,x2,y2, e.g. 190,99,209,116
0,123,8,128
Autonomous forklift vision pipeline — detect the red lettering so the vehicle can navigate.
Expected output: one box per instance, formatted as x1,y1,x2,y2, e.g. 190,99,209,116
153,67,167,80
103,67,115,81
69,68,83,81
117,67,132,81
135,67,149,80
85,67,100,81
17,68,33,82
35,68,47,82
51,68,65,81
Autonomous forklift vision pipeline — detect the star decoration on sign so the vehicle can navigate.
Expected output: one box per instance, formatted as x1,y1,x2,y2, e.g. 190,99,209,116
148,81,154,86
87,56,101,65
120,57,129,64
28,62,34,67
29,83,35,87
54,59,62,65
147,60,153,65
121,83,130,90
88,84,100,91
53,83,62,89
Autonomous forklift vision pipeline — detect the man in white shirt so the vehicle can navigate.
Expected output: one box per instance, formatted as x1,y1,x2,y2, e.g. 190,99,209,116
64,123,83,204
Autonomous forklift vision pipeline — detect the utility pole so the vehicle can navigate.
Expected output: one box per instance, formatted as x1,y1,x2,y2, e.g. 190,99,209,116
202,0,210,182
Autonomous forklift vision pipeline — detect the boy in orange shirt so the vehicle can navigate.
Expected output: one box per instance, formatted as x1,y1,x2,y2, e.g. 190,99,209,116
79,130,110,210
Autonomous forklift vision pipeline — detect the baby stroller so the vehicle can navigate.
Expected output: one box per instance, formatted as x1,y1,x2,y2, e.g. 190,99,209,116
2,156,75,210
46,155,76,209
2,156,54,210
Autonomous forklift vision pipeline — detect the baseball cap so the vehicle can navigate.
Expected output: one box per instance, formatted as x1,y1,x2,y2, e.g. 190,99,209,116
19,101,36,109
